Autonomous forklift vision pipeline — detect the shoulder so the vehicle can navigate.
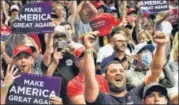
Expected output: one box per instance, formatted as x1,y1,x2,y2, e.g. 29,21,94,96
68,75,82,88
67,75,84,99
101,55,113,63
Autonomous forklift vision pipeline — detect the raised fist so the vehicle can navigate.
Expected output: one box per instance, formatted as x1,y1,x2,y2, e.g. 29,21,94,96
153,31,167,46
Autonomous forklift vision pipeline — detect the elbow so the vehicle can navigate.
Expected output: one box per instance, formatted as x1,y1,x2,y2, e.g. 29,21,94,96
160,79,176,88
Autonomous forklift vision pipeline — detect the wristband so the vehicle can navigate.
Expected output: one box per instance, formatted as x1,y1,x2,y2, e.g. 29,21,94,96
50,62,58,68
85,49,93,54
1,83,10,89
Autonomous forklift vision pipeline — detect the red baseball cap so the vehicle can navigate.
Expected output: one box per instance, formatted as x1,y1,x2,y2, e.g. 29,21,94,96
13,45,33,57
89,13,116,36
73,47,85,59
127,8,136,15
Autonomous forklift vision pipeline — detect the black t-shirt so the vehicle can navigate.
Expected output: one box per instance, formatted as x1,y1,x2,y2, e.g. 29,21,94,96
41,52,79,105
88,83,145,105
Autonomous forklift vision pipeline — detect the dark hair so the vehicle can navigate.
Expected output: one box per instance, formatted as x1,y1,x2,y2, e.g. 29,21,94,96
110,26,128,38
104,60,125,74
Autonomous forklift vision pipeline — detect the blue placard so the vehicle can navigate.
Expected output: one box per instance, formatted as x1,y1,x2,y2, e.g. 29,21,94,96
6,73,61,104
11,2,53,34
140,0,169,14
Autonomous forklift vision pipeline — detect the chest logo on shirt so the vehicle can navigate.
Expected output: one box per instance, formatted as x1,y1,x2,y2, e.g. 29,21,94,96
65,59,73,66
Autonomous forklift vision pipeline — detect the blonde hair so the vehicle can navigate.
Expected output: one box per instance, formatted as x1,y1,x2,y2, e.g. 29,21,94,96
173,32,179,61
137,30,152,42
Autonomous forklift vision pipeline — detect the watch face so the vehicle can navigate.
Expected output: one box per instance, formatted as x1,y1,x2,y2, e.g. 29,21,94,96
1,82,5,87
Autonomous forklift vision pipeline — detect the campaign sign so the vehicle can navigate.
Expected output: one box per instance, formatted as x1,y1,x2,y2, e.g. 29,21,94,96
11,2,53,34
6,73,61,104
140,0,169,14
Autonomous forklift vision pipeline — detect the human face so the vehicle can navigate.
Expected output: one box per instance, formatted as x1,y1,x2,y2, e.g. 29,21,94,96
134,50,153,69
53,33,67,43
106,63,126,93
147,24,154,35
137,33,148,43
55,6,65,18
79,10,89,23
113,34,127,52
11,10,19,17
144,91,168,104
14,53,34,72
64,24,72,40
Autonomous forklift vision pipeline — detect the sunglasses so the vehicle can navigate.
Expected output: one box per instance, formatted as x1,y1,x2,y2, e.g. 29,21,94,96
54,33,66,39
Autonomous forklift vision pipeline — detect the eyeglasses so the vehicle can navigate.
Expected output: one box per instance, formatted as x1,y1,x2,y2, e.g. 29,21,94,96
114,40,127,43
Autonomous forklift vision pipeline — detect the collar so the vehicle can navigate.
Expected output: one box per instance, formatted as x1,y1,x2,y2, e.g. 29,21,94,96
112,53,127,63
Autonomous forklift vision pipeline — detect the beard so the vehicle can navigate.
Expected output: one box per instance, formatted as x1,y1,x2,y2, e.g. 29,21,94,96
114,43,127,52
108,81,126,93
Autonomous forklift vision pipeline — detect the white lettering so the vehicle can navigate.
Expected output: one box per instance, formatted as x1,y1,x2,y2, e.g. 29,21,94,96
17,14,51,21
24,7,42,13
49,91,56,97
9,86,16,93
8,95,32,103
42,90,49,97
24,79,44,87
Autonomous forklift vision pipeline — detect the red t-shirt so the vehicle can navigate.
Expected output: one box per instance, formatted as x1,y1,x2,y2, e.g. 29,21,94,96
67,73,109,100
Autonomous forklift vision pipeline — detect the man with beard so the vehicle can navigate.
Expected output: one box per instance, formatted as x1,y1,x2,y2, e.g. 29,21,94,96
82,30,167,104
101,26,130,73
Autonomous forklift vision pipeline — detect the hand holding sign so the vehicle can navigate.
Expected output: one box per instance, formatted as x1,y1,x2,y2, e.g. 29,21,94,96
49,96,63,105
6,73,61,104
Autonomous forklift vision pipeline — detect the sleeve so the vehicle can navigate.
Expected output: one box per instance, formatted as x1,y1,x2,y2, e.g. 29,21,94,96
40,61,48,74
86,92,106,105
67,81,83,100
100,58,107,70
130,83,145,99
96,49,105,63
126,70,136,90
159,64,176,88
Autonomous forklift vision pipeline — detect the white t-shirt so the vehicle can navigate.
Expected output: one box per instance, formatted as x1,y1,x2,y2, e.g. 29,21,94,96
96,44,114,63
156,21,173,42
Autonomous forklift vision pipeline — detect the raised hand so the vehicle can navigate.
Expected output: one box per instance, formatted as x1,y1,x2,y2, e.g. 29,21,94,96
83,31,99,49
153,31,167,46
52,48,63,65
3,65,20,87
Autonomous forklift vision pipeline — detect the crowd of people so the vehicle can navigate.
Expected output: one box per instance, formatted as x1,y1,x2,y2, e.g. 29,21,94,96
0,0,178,105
